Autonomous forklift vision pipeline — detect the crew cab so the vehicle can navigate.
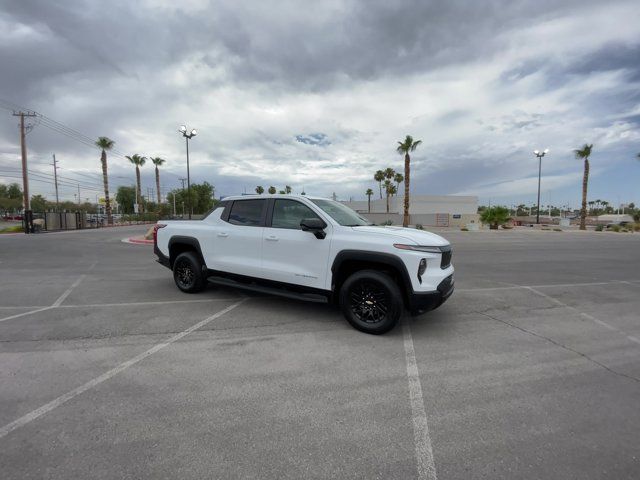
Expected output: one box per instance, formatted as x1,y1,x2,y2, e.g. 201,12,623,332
154,195,454,334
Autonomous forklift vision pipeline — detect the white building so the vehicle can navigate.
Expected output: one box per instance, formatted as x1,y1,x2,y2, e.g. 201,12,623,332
342,195,479,227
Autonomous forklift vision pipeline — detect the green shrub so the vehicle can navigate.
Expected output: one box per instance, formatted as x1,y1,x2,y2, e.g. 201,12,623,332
415,224,423,230
595,224,604,231
480,206,510,229
553,228,562,232
0,225,23,233
610,224,621,232
381,220,393,226
460,227,469,231
634,223,640,232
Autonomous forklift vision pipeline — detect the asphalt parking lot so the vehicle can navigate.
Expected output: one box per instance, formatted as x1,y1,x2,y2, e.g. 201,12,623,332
1,226,639,480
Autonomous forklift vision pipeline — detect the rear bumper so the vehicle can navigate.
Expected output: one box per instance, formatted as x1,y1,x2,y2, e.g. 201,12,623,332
409,274,454,315
155,244,171,269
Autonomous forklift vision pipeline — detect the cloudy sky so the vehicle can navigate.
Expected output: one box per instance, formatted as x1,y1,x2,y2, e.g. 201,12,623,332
1,0,639,208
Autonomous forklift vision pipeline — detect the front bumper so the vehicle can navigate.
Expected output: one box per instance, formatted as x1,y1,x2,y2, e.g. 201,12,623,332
408,274,454,315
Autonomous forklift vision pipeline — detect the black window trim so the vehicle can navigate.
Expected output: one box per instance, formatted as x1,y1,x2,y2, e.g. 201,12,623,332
202,200,228,220
222,199,268,227
265,198,322,229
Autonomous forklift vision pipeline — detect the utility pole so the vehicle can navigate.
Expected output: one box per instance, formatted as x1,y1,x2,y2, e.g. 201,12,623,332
51,153,60,210
77,184,81,206
172,192,176,217
12,111,37,213
533,149,548,225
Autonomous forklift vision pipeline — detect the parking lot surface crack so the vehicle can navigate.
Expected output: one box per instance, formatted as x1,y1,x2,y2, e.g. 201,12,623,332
475,311,640,385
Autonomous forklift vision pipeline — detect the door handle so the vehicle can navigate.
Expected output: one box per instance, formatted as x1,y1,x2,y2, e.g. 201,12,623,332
265,235,278,241
217,232,229,237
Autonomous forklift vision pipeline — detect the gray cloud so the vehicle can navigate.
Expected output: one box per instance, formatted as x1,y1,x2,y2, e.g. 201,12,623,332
1,0,639,205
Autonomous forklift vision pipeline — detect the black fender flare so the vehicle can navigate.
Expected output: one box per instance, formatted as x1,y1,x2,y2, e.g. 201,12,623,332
330,250,414,297
168,236,206,268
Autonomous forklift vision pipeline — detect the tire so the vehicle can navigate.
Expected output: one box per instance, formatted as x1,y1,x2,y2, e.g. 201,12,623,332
339,270,403,334
173,251,206,293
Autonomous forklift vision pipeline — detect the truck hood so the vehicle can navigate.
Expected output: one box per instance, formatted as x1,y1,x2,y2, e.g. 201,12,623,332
349,226,450,246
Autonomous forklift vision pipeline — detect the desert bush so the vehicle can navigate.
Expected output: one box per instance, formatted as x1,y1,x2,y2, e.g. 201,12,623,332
595,225,604,231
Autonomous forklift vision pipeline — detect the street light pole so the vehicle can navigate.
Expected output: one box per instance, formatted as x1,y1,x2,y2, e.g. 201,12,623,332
533,149,548,224
179,125,197,220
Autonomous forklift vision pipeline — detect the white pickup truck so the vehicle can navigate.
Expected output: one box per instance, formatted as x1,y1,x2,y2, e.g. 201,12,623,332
154,195,454,334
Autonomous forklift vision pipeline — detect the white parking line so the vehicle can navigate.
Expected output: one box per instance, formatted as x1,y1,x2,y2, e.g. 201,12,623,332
0,273,87,323
52,275,86,307
56,298,240,308
402,320,438,480
0,306,54,323
0,299,247,440
456,279,636,293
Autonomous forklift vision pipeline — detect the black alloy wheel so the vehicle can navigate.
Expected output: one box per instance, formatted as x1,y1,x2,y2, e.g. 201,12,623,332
349,280,389,324
173,251,205,293
339,270,402,334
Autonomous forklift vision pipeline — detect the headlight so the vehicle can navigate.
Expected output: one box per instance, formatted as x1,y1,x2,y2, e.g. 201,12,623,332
417,258,427,284
393,244,443,253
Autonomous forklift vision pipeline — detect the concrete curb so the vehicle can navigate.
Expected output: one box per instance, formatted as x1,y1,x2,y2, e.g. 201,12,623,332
122,237,153,245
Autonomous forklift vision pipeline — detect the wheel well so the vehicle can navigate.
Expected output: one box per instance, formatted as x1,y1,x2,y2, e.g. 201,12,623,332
332,259,409,306
169,243,203,269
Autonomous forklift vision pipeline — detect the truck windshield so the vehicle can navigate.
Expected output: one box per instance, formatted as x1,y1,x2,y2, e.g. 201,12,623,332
310,199,372,226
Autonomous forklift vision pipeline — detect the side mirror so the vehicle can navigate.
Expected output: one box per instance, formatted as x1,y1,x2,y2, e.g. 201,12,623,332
300,218,327,239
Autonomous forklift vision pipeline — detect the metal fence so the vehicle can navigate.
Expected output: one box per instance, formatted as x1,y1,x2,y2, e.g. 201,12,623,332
21,211,158,234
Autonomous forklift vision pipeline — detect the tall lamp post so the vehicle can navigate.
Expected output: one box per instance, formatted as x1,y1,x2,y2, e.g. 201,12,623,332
533,149,549,224
179,125,197,219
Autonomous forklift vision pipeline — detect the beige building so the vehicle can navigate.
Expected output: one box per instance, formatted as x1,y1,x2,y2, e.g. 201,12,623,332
342,195,479,227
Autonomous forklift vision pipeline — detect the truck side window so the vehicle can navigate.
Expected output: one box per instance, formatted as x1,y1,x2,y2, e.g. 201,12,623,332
227,200,265,226
271,200,320,229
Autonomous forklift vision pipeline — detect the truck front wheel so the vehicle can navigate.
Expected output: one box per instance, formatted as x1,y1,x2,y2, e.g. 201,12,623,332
339,270,402,334
173,251,206,293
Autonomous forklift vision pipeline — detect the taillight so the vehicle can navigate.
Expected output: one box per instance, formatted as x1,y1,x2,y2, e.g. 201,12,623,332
153,224,166,244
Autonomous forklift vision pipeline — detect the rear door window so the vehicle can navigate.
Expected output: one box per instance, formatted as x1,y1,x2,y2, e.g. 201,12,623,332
227,200,266,226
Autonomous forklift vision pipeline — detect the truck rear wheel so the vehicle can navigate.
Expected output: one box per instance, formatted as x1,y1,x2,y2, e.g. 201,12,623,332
339,270,402,334
173,251,205,293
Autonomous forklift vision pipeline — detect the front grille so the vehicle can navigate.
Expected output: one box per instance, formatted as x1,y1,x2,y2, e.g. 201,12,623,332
440,246,452,269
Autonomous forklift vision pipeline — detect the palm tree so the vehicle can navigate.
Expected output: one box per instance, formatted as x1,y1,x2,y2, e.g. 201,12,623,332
255,186,264,194
126,154,146,213
394,172,404,196
384,167,396,181
95,137,115,225
268,186,276,194
374,170,385,199
285,185,292,194
574,144,593,230
396,135,422,227
384,180,392,213
588,200,595,214
149,157,165,205
366,188,374,212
